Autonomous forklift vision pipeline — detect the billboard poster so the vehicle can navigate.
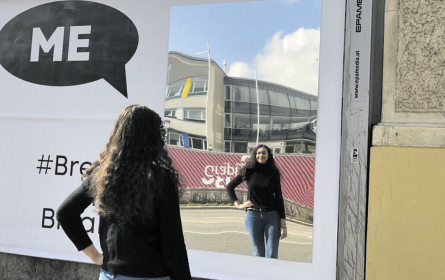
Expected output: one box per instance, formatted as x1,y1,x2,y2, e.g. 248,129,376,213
0,0,347,279
0,0,171,261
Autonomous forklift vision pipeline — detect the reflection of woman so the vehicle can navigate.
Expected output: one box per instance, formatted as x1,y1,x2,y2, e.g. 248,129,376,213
56,105,191,280
226,144,287,258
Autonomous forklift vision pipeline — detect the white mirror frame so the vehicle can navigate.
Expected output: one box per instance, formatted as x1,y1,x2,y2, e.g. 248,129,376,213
175,0,346,279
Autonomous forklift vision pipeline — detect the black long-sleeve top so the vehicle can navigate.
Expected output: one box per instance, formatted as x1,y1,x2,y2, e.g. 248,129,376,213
226,164,286,219
56,175,191,280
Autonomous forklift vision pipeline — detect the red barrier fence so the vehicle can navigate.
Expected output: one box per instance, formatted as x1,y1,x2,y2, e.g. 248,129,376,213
168,147,315,208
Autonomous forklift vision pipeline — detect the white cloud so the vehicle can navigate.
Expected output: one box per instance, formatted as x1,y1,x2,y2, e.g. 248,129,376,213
226,62,255,79
228,27,320,95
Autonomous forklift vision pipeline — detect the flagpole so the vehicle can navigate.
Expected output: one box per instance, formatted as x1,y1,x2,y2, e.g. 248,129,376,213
206,42,210,150
255,56,260,146
195,42,211,150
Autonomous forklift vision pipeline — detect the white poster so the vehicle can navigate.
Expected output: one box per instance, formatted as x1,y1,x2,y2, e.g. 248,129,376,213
0,0,172,261
0,0,345,279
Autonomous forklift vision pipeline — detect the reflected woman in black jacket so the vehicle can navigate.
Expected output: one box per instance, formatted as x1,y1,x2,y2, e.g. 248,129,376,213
226,144,287,258
56,105,191,280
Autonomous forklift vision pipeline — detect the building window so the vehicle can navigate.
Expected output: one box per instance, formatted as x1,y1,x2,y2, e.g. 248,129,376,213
167,79,186,98
233,142,248,153
184,108,206,122
252,115,271,141
251,115,271,130
233,114,251,129
294,96,310,110
232,86,250,102
232,101,251,114
250,88,269,105
225,141,231,152
190,76,208,94
225,114,231,128
310,100,318,110
188,137,207,150
285,140,315,154
168,132,182,146
269,90,290,107
271,116,290,140
225,85,231,100
165,109,176,118
167,76,208,99
289,117,309,129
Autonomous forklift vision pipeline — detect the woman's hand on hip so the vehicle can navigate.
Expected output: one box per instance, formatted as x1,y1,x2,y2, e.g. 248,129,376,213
280,227,288,239
234,200,253,209
82,244,103,265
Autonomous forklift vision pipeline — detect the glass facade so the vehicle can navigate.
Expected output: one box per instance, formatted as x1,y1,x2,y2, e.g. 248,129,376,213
223,78,317,154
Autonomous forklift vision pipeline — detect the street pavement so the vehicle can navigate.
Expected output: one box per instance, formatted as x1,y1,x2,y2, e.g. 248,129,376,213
180,207,313,263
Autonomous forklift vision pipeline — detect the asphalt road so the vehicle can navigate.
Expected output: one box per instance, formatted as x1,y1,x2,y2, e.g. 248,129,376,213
180,207,313,263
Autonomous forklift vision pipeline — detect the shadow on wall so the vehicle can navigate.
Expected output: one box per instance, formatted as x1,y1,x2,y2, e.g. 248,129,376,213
179,188,313,224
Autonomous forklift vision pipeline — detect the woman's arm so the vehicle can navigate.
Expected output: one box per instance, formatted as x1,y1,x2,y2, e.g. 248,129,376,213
274,173,287,239
82,244,103,265
226,174,253,209
273,173,286,219
56,177,96,253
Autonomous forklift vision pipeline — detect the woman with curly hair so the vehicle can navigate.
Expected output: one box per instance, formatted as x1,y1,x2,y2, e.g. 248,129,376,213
226,144,287,258
56,105,191,280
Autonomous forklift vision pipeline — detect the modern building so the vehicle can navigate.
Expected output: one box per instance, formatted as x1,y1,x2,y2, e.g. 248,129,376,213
164,51,317,154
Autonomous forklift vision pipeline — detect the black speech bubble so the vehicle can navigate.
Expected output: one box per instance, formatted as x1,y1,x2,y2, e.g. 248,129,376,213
0,1,139,98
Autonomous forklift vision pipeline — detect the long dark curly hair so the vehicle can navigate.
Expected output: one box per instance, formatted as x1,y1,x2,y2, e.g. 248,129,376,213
82,105,179,224
238,144,280,179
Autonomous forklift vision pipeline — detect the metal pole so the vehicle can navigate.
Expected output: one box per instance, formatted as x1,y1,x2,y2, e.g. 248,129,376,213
255,56,260,146
206,42,210,150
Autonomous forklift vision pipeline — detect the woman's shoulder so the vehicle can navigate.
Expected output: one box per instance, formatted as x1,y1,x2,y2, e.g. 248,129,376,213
154,165,176,181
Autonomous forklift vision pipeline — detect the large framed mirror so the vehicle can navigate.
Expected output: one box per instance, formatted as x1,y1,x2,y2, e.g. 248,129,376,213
165,0,320,263
165,0,344,278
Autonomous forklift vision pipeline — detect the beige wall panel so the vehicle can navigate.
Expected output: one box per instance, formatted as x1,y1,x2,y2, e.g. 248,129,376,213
164,95,206,110
366,146,445,280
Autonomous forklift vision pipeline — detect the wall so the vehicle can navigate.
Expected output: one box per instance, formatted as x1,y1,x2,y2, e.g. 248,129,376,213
0,252,208,280
366,0,445,279
366,147,445,280
0,252,98,280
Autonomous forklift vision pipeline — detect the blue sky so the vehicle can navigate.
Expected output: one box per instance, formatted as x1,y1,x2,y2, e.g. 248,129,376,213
168,0,321,95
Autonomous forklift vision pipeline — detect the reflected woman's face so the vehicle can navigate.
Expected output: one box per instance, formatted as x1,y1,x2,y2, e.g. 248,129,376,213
256,147,269,164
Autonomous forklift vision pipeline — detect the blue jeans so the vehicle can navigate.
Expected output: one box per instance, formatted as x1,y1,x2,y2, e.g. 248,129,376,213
244,210,281,258
99,268,171,280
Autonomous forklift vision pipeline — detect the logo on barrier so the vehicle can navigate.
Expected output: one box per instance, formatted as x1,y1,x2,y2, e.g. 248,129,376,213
200,155,249,188
0,1,139,98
